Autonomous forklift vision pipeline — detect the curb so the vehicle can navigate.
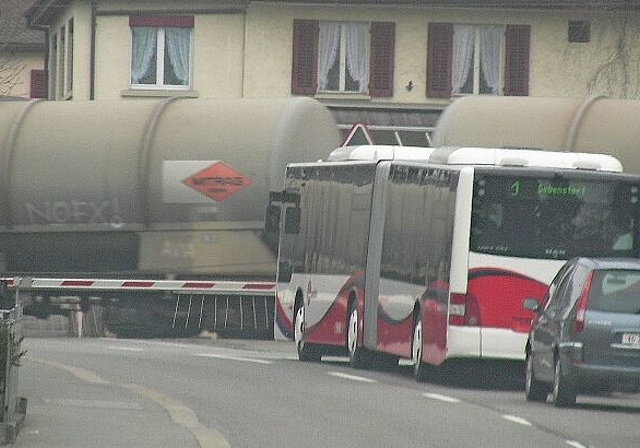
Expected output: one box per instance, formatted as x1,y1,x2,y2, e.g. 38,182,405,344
0,397,27,445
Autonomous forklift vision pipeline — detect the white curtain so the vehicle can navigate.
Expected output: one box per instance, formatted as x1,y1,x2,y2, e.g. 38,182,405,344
318,22,341,91
166,28,191,85
345,23,367,92
452,25,476,94
131,27,157,84
479,26,501,94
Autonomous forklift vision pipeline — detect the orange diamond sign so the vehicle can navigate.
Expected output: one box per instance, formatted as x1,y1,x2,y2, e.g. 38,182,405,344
182,162,251,201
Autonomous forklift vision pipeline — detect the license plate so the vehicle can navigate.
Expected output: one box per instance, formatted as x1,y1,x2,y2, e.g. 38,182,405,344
621,333,640,348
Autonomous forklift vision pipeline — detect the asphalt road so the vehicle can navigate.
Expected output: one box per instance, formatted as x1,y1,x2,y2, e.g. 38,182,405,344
13,337,640,448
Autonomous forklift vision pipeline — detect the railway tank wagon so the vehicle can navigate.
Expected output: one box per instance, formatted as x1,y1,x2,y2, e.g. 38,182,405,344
432,95,640,175
0,97,341,337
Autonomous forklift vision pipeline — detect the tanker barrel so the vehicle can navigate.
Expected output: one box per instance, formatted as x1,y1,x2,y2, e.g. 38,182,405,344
432,95,640,175
0,98,340,277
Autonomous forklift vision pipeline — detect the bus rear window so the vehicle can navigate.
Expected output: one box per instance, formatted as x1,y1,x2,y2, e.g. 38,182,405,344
470,174,640,259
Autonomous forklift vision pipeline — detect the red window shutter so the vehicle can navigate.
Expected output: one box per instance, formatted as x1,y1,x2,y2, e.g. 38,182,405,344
369,22,395,97
291,20,318,95
426,23,453,99
504,25,530,96
30,69,47,99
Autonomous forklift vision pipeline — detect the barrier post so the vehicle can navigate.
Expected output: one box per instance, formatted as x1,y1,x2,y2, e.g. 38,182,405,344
0,278,27,444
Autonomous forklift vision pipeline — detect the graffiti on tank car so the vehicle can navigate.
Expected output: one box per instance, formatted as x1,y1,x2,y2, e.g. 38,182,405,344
161,241,196,260
25,199,124,226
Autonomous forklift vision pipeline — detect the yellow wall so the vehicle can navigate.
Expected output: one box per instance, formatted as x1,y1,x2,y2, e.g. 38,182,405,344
38,1,640,103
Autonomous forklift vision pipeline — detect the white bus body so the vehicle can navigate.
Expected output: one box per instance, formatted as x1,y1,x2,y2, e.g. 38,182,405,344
274,146,640,379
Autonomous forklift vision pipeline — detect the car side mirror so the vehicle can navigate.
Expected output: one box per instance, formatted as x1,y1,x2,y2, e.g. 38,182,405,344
522,298,541,313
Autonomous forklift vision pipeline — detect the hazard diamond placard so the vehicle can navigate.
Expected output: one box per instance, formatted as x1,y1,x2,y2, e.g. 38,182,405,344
182,162,251,202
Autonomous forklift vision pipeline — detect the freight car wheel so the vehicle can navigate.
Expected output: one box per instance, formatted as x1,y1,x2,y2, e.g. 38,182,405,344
294,305,321,362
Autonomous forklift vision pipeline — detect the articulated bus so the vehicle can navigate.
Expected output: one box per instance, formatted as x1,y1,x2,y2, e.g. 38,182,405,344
273,145,640,380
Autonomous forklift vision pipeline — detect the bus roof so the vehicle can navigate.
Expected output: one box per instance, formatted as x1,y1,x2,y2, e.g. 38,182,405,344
328,145,436,162
328,145,623,172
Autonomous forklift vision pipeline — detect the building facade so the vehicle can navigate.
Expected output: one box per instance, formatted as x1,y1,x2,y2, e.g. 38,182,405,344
0,0,45,99
24,0,640,144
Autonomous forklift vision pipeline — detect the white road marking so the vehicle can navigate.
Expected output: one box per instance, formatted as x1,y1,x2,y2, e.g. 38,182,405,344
327,372,377,383
422,392,461,403
108,346,144,352
502,415,532,426
566,441,588,448
194,353,273,364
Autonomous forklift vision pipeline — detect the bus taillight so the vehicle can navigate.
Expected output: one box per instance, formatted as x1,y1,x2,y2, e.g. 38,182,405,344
449,294,466,325
449,293,480,326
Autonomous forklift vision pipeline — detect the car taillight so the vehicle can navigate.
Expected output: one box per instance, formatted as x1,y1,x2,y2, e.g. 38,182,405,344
449,293,480,326
572,271,593,333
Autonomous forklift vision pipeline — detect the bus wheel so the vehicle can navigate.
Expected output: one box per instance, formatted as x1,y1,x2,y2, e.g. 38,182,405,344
525,352,548,402
294,305,321,362
412,320,429,382
347,306,368,369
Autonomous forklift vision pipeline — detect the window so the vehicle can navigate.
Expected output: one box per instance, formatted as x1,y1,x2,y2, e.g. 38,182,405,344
30,70,47,99
292,20,394,97
568,20,590,43
470,174,639,260
129,16,193,89
66,20,74,95
49,18,74,100
319,22,368,93
427,23,530,98
452,25,502,95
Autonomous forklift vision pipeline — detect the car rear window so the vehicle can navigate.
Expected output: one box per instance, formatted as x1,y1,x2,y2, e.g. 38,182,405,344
588,270,640,314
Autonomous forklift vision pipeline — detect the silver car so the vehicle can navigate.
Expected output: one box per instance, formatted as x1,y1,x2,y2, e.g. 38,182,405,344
523,257,640,407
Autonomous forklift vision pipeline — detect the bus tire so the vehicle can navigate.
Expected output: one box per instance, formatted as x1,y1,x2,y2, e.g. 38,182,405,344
347,306,369,369
412,319,429,382
525,352,548,402
294,305,321,362
552,357,576,407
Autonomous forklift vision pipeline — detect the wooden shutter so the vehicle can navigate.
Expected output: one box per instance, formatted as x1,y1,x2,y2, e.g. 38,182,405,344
369,22,395,97
426,23,453,99
504,25,530,96
291,20,318,95
30,69,47,99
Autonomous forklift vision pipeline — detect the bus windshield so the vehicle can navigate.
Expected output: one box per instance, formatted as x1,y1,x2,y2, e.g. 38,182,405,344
470,173,640,259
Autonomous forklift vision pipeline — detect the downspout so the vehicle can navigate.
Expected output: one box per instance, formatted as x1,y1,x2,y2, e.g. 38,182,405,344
90,0,97,100
564,95,607,152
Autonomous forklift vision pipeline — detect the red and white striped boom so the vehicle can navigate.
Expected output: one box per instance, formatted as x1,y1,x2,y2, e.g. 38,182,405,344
0,277,275,295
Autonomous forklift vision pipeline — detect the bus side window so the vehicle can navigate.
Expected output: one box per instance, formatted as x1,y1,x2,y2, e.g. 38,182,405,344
285,207,301,234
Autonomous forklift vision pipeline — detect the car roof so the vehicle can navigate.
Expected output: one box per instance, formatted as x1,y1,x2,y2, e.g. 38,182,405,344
573,257,640,271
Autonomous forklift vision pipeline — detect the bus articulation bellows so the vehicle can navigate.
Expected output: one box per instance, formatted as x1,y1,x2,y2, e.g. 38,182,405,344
272,145,640,381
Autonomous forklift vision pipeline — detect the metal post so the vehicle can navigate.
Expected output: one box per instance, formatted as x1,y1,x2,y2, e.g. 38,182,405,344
199,295,204,329
185,295,193,329
172,294,181,329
